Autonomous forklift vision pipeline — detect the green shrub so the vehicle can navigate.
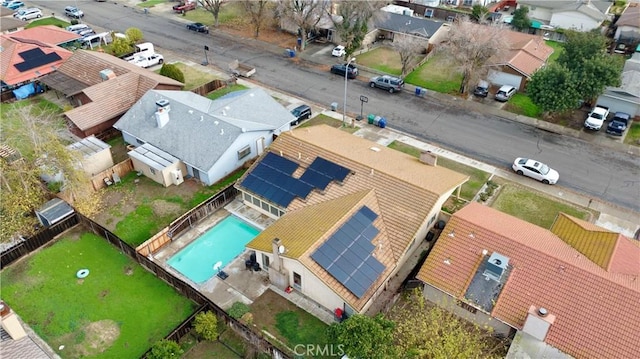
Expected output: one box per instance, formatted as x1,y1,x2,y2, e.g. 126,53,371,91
70,19,78,25
125,27,144,43
159,63,185,84
147,339,183,359
47,181,63,193
479,193,489,202
228,302,250,319
193,311,218,341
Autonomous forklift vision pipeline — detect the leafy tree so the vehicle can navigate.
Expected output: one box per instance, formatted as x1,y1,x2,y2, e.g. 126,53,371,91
471,5,490,23
125,27,143,43
390,35,424,76
110,36,133,57
199,0,226,27
277,0,327,51
327,314,396,359
243,0,270,38
527,64,581,114
511,6,531,31
147,339,183,359
193,311,218,341
328,1,382,59
228,301,250,319
159,64,185,84
557,30,608,70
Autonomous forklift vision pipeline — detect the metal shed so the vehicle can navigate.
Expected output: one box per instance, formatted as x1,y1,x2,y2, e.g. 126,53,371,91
35,198,75,227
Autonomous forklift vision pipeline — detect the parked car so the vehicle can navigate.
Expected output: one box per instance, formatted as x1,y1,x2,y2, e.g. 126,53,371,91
66,23,91,33
584,105,610,131
13,7,41,20
6,1,24,10
173,1,196,13
187,22,209,33
369,75,404,93
290,104,312,126
64,6,84,18
129,53,164,68
512,157,559,185
495,85,516,102
330,63,358,79
606,112,631,136
473,80,490,97
332,45,346,57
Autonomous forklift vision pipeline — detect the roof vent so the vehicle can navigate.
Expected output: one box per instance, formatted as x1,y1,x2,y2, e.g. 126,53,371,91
483,252,510,282
99,69,116,81
538,307,548,317
155,99,170,109
370,146,381,152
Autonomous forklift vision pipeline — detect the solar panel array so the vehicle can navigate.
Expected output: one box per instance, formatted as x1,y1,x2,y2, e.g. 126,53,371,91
15,48,62,72
311,206,385,298
241,152,351,208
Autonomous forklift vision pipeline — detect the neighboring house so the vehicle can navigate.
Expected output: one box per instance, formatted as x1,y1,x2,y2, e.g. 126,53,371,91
487,29,554,90
7,25,81,47
0,34,72,90
372,10,449,48
114,88,295,187
596,55,640,116
516,0,610,32
614,4,640,42
67,136,114,176
39,50,183,138
242,125,469,316
0,9,27,34
417,202,640,359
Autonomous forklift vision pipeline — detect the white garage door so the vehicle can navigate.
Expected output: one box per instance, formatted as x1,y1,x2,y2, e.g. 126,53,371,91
596,95,640,117
488,70,522,89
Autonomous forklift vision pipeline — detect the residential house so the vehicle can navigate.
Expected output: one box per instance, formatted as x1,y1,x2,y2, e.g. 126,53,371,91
614,3,640,43
596,53,640,116
516,0,610,32
39,50,183,138
67,136,114,176
242,125,469,316
0,33,72,90
0,7,26,35
417,202,640,359
371,10,449,48
114,88,295,187
487,29,554,90
7,25,81,47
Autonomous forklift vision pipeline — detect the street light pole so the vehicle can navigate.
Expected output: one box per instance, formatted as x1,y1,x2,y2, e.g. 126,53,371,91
343,57,356,127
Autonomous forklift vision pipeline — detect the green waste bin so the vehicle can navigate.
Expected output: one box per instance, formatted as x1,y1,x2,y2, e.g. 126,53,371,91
367,114,375,124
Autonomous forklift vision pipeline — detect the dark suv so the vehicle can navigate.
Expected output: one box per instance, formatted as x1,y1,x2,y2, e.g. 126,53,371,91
606,112,630,136
473,80,490,97
369,75,404,93
290,105,311,126
330,63,358,79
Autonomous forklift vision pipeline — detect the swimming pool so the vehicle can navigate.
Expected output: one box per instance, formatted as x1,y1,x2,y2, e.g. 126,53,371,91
167,215,260,283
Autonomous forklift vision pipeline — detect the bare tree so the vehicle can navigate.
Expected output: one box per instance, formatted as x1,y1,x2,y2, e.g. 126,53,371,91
328,1,384,58
277,0,327,51
198,0,226,28
243,0,269,38
438,18,506,95
390,34,426,76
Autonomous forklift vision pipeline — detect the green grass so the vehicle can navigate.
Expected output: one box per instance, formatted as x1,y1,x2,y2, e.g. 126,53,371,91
207,84,250,100
356,47,402,75
505,94,542,118
545,40,564,64
25,17,70,29
138,0,165,8
173,62,218,91
0,232,196,358
115,204,166,246
188,170,246,207
624,122,640,146
184,2,244,25
275,310,329,353
404,53,462,94
491,184,592,228
387,141,489,200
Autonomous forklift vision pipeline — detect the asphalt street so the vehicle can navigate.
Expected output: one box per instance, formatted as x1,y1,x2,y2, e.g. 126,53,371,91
31,0,640,212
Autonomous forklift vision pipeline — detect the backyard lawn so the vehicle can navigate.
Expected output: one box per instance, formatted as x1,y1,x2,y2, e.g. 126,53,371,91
0,231,196,358
356,47,403,76
404,52,462,94
545,40,564,64
491,184,593,228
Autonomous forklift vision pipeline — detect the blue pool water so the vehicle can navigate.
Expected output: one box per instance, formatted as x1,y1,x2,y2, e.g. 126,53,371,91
167,216,260,283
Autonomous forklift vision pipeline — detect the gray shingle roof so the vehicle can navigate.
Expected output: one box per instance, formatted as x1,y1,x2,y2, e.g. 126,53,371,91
518,0,610,18
114,88,295,171
374,11,444,38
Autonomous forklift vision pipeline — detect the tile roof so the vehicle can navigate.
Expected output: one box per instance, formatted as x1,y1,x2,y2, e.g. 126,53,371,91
0,35,72,86
616,4,640,27
417,202,640,359
246,125,468,310
8,25,80,46
0,17,26,33
493,30,554,77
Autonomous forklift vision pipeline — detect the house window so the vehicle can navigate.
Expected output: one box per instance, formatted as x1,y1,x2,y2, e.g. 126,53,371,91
261,201,269,211
262,254,270,268
237,145,251,160
149,168,156,175
270,205,279,216
252,197,260,206
463,0,472,6
243,192,251,202
293,272,302,290
136,138,145,145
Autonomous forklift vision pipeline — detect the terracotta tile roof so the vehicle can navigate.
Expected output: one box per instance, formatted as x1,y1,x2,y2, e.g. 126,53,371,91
0,35,72,86
417,202,640,359
617,4,640,27
8,25,80,45
245,125,468,311
491,30,554,77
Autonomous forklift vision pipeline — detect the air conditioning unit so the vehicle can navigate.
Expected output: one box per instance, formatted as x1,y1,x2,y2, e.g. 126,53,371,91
171,169,184,186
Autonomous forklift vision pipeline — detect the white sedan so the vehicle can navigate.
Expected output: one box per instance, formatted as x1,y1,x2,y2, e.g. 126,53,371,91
332,45,345,57
512,158,559,185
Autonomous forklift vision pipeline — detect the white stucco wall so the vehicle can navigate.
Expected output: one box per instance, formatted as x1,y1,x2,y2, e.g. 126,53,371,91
550,11,600,31
81,148,114,176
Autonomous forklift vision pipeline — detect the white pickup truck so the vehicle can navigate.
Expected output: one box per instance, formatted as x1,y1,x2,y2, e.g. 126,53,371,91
128,53,164,68
584,105,609,131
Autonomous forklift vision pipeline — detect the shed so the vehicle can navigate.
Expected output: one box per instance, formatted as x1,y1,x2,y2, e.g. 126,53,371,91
35,198,75,227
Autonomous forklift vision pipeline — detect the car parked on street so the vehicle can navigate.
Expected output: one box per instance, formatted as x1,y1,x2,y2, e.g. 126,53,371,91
128,53,164,68
13,7,41,20
64,6,84,18
290,104,312,126
495,85,516,102
369,75,404,93
473,80,490,97
512,157,559,185
330,63,358,79
6,1,24,10
332,45,346,57
187,22,209,33
606,112,631,136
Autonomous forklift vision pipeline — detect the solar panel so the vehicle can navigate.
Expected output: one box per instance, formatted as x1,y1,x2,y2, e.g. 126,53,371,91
261,152,298,174
299,168,333,190
311,205,386,298
308,157,351,182
15,49,63,72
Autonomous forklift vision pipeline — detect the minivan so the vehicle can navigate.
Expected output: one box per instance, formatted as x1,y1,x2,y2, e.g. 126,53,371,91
290,105,312,126
495,85,516,102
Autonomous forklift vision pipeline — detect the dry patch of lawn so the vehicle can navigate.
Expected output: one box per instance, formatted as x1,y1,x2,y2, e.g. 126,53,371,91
404,52,462,94
356,47,403,75
170,62,219,90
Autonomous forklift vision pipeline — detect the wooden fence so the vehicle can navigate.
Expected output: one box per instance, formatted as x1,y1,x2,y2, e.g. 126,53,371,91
90,158,135,191
190,79,227,97
1,90,15,103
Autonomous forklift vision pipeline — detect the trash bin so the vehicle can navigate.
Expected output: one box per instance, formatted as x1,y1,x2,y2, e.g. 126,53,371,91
297,38,302,46
378,117,387,128
415,87,423,96
331,102,338,111
367,114,375,124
